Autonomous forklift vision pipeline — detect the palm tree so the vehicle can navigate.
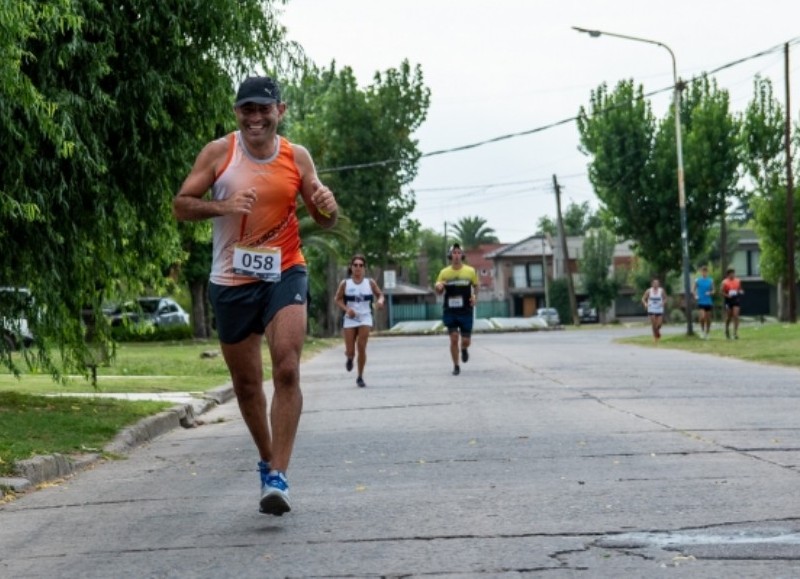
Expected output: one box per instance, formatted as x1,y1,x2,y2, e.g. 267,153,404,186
449,216,499,249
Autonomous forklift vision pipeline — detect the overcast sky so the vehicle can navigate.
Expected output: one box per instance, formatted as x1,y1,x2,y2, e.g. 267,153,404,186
279,0,800,243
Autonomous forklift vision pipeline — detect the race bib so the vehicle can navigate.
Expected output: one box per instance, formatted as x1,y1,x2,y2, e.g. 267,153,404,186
728,289,738,297
448,296,464,308
233,245,281,281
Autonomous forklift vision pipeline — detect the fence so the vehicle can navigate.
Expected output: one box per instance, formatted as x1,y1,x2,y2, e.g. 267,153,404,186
391,300,509,322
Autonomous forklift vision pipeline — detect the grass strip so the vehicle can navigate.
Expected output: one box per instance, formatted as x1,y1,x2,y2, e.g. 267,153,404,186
618,321,800,368
0,391,172,477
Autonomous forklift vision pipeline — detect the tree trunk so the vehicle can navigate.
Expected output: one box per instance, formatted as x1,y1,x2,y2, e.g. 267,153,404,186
190,279,210,339
719,213,727,275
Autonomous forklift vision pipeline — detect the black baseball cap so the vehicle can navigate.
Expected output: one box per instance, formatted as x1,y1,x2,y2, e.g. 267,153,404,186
234,76,281,107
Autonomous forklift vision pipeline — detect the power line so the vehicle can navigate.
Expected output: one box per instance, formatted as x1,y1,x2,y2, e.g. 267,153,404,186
317,36,800,176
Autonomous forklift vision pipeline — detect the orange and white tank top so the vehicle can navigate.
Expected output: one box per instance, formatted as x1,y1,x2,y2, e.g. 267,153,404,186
209,133,305,286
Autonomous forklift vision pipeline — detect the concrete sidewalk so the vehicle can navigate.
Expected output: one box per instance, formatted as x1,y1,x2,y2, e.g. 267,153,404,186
2,328,799,577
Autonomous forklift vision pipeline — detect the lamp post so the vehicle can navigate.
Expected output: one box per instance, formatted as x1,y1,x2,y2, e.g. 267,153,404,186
573,27,694,335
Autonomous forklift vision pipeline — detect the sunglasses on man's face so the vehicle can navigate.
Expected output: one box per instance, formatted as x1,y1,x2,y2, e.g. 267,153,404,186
352,263,365,268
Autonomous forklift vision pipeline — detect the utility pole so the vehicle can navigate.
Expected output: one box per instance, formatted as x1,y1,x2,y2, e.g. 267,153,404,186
785,42,796,322
553,174,579,325
541,236,550,307
443,221,448,262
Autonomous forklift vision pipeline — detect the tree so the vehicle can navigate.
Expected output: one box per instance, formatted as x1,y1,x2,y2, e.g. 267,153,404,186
285,60,430,266
581,228,620,322
537,201,600,236
283,61,431,334
450,216,499,249
740,76,800,320
409,228,447,287
0,0,294,375
577,76,739,281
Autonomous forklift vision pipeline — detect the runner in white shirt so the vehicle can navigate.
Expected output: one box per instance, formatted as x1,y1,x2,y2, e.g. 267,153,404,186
334,254,384,387
642,278,667,343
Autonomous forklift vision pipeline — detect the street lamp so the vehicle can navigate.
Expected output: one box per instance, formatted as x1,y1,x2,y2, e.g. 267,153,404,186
573,27,694,335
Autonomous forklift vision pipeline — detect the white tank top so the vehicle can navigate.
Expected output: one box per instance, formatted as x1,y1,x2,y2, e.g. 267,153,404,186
343,278,374,328
647,287,664,314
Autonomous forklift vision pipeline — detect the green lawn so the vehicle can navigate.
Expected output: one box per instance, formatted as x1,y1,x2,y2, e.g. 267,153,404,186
618,320,800,368
0,337,337,394
0,392,173,478
0,337,337,485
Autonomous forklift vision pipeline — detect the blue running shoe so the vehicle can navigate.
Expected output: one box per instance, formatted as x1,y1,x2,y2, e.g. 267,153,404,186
461,348,469,363
346,357,354,372
257,460,270,486
260,470,291,516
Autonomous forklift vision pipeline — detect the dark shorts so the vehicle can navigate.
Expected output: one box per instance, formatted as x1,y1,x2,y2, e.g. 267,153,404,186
443,310,474,336
209,266,307,344
698,304,713,312
724,297,740,310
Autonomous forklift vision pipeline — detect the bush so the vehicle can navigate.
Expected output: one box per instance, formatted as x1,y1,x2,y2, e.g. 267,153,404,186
111,323,193,342
668,308,686,324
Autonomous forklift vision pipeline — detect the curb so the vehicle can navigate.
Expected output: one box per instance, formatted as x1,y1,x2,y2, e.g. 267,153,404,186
0,384,235,495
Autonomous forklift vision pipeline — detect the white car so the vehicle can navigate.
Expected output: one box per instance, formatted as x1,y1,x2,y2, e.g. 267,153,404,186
534,307,560,327
108,297,190,328
0,287,35,350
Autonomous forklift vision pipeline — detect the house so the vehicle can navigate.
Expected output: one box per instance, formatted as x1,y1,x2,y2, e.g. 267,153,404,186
483,228,781,320
463,243,506,301
485,234,638,319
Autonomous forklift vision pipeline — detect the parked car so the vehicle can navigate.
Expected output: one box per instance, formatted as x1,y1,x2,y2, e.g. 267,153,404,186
0,287,35,350
578,301,599,323
108,297,190,328
534,307,560,327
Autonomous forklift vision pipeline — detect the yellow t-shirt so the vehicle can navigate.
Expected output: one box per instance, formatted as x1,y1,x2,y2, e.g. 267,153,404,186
437,265,478,312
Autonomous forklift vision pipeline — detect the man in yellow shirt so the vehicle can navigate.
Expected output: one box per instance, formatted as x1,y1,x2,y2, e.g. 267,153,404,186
435,243,479,375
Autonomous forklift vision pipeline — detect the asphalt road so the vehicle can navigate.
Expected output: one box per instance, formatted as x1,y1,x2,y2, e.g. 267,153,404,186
2,327,800,578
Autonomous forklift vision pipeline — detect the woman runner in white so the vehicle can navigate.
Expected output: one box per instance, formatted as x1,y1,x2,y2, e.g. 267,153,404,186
642,278,667,343
334,254,384,387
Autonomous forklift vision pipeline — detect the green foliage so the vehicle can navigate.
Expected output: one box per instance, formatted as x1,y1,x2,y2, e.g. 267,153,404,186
740,76,800,287
449,216,499,248
409,228,447,287
581,228,620,317
284,60,430,267
548,278,571,325
110,323,193,343
537,201,601,237
282,60,430,334
577,76,739,278
1,0,294,376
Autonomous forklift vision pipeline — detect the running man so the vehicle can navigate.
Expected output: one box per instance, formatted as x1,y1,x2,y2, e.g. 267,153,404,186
435,243,478,375
173,76,338,516
721,268,744,340
692,265,714,339
642,277,666,343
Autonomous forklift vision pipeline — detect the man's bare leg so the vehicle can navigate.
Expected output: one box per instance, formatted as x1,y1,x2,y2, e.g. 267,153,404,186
220,333,272,463
265,304,306,472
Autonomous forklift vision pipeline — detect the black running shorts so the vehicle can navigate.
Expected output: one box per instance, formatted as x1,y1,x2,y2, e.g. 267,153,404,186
209,265,308,344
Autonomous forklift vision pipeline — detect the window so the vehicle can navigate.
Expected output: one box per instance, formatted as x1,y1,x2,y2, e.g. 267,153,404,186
731,252,747,276
748,249,761,277
512,265,526,288
511,263,543,288
528,263,543,286
731,249,761,277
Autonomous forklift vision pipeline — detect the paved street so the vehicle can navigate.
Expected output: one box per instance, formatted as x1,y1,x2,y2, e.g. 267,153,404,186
2,327,800,578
